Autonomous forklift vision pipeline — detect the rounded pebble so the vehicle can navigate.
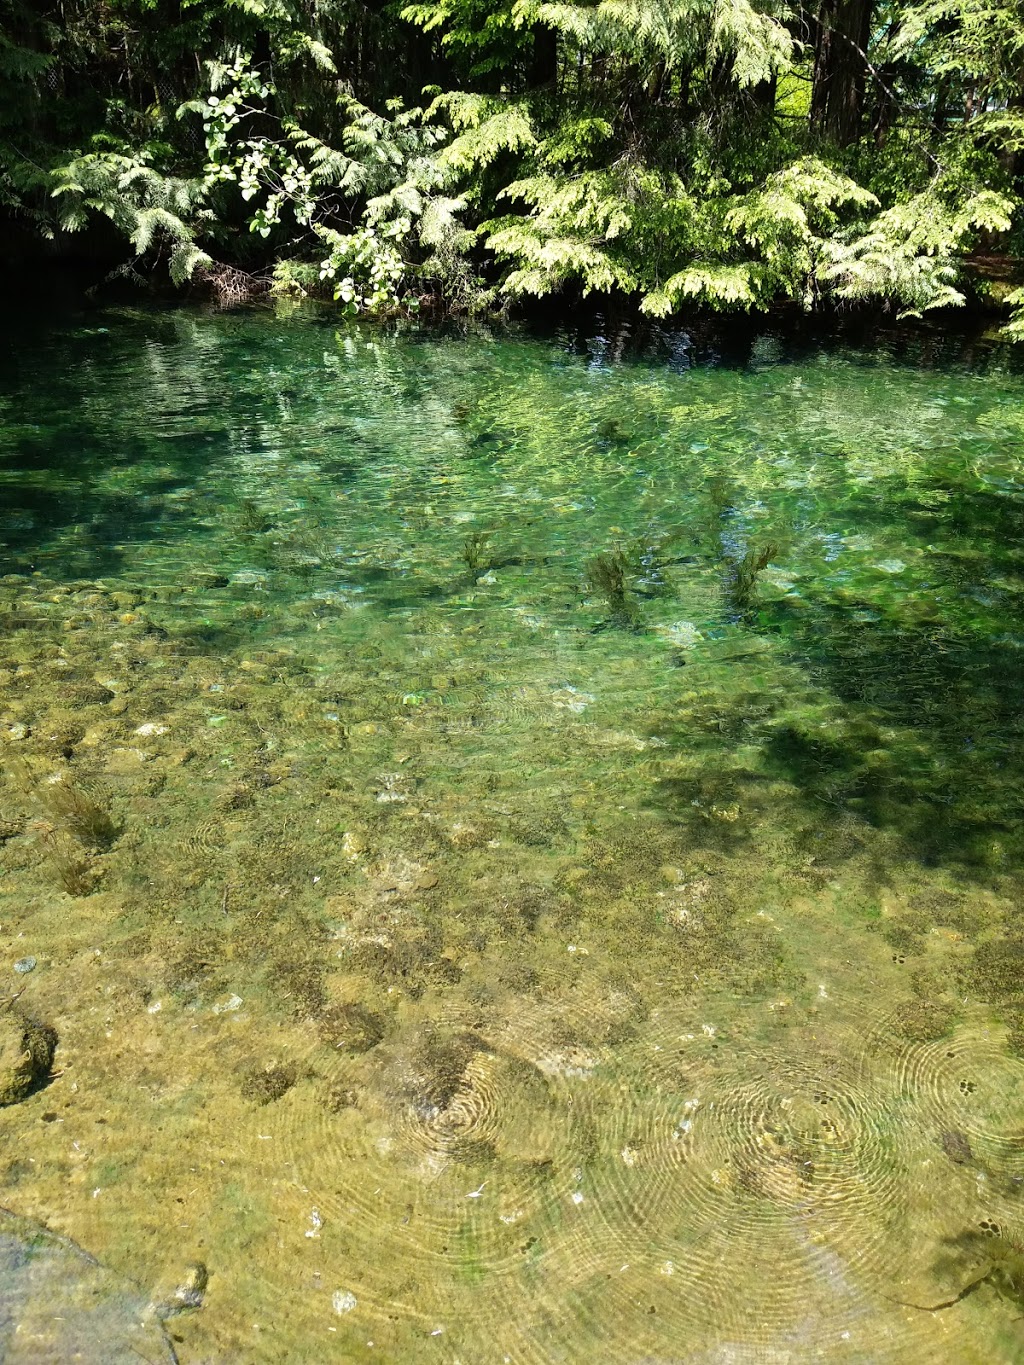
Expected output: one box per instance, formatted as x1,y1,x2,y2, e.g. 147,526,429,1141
13,957,36,975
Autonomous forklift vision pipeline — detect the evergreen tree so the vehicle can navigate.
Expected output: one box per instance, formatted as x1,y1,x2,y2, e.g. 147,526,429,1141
0,0,1020,329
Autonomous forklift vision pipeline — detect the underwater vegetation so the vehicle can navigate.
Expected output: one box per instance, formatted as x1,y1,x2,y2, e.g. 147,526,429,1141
4,313,1024,1362
5,761,116,893
463,530,492,577
240,1064,298,1106
7,761,117,852
36,825,97,897
267,957,328,1019
235,499,274,535
39,777,117,851
585,551,638,626
594,416,632,450
317,1003,386,1055
894,1226,1024,1314
727,542,779,616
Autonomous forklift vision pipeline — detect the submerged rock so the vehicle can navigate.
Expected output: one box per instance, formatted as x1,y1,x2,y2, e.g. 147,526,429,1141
941,1129,974,1166
0,1207,178,1362
317,1003,386,1055
147,1260,209,1322
240,1063,297,1105
65,683,116,708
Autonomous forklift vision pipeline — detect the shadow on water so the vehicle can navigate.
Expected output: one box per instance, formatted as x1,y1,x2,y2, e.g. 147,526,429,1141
0,482,225,578
646,509,1024,875
772,613,1024,866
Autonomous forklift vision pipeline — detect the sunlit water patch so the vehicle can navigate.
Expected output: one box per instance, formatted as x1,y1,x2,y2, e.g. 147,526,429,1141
1,305,1024,1361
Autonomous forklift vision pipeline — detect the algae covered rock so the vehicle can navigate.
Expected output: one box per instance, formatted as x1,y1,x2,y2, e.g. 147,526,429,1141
147,1259,209,1321
0,1015,57,1106
317,1002,386,1055
240,1063,296,1105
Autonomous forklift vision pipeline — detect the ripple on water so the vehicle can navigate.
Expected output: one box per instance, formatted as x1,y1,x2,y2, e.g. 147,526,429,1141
247,982,1004,1358
177,818,224,859
263,999,586,1339
867,1016,1024,1180
502,1021,944,1361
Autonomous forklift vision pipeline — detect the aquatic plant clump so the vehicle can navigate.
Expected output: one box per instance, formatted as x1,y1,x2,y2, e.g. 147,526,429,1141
240,1064,297,1105
462,531,492,577
728,542,779,615
47,782,115,848
586,551,638,625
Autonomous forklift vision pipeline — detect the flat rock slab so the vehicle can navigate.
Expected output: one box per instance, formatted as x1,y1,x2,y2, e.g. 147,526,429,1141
0,1207,178,1363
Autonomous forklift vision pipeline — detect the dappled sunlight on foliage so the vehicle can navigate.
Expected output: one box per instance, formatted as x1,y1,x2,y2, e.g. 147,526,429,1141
0,0,1021,325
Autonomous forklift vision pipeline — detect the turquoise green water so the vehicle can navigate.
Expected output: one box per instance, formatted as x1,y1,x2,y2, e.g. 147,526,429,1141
2,304,1024,1361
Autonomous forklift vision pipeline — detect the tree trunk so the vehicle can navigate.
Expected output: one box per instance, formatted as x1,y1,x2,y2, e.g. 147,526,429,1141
810,0,874,146
529,23,558,91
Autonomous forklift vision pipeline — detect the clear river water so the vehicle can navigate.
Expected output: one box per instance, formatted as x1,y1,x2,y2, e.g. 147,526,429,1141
1,302,1024,1362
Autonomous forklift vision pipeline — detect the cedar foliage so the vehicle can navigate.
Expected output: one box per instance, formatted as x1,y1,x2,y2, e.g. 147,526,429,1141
2,0,1023,330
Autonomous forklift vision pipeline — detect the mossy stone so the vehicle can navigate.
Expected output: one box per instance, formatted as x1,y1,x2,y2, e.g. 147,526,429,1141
411,1032,478,1111
240,1064,297,1105
881,920,925,956
890,999,957,1043
317,1003,385,1054
268,958,326,1018
970,937,1024,1005
0,1015,57,1106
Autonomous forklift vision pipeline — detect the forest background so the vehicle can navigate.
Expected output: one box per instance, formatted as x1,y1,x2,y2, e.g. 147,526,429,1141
2,0,1023,331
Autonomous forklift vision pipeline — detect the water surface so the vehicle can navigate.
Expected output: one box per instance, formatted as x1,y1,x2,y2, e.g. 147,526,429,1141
2,306,1024,1361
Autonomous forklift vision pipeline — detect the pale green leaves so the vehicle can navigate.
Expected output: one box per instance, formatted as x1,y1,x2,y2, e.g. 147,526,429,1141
1003,288,1024,342
169,241,213,287
50,151,210,281
482,156,877,314
712,0,793,87
483,166,653,295
427,95,537,175
641,264,758,315
824,187,1015,316
314,224,408,312
536,0,792,85
725,160,877,258
481,144,1018,328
